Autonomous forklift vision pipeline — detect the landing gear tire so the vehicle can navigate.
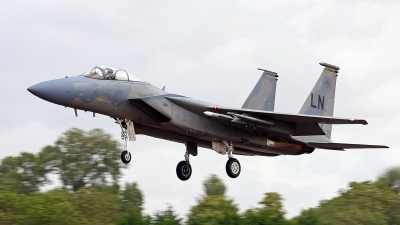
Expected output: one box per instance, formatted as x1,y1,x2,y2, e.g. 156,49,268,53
176,161,192,181
226,158,241,178
121,151,131,164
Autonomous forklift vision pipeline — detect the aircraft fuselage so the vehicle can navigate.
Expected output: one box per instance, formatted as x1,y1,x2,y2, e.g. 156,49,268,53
29,64,387,180
28,75,305,157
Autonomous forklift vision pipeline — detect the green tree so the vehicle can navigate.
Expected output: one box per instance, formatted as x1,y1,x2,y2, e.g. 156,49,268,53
291,208,318,225
119,182,147,225
67,187,121,225
0,190,24,224
121,182,144,213
242,192,287,225
318,182,390,225
20,190,84,225
378,166,400,194
187,195,241,225
41,128,126,191
150,205,181,225
203,174,226,197
242,208,259,225
187,175,240,225
0,152,47,194
292,181,400,225
258,192,286,224
0,190,84,225
118,211,149,225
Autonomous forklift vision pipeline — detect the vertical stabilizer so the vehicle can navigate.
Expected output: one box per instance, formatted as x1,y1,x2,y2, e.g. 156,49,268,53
299,63,340,138
242,68,278,111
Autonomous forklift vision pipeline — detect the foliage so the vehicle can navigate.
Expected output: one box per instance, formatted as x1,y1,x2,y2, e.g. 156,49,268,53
187,174,240,225
150,205,182,225
1,128,400,225
187,195,241,225
0,190,83,225
203,174,226,197
0,185,149,225
0,152,47,194
119,182,148,225
292,181,400,225
242,192,287,225
68,187,121,224
293,208,318,225
0,128,126,193
203,174,226,196
42,128,126,191
121,182,144,213
378,166,400,194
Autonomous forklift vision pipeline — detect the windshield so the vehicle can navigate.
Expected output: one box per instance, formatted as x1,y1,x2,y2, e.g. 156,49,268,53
83,66,143,81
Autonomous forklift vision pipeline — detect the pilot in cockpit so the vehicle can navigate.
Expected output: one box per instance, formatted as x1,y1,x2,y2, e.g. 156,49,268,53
104,68,116,80
83,66,143,82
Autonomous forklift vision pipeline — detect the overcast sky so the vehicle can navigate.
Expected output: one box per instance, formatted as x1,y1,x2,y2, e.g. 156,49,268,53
1,0,399,219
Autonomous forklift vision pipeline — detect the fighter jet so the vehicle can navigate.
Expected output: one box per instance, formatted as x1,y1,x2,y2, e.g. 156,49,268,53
27,63,388,180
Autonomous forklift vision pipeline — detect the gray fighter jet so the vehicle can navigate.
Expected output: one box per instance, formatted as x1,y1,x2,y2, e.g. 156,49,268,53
27,63,388,180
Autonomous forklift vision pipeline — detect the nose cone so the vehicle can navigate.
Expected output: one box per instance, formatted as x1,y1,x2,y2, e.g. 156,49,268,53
28,78,74,106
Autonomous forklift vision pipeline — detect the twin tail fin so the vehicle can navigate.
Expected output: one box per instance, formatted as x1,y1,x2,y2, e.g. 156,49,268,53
242,68,278,112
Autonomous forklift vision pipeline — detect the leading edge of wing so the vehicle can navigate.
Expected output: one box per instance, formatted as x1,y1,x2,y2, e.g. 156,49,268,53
207,106,368,125
308,142,389,150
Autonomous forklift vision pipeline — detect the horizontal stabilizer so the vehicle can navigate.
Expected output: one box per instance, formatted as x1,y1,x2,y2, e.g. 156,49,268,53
308,142,389,150
207,106,368,125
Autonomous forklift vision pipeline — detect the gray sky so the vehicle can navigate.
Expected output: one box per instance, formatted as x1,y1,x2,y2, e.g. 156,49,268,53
1,0,399,219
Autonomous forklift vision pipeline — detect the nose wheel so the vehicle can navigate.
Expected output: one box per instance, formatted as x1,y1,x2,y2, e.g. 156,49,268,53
121,151,131,164
116,118,135,164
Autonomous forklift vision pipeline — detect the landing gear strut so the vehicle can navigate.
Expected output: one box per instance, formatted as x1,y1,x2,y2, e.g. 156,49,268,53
176,151,192,181
223,141,241,178
116,118,135,164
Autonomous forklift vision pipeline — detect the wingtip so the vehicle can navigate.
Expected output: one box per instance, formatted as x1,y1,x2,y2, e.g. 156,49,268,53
352,119,368,125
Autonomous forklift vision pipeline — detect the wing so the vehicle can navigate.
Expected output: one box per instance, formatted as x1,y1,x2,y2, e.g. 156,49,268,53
165,96,367,136
206,106,367,125
308,142,389,150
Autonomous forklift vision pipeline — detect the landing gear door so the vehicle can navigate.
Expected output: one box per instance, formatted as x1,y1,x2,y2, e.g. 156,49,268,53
127,120,136,141
212,141,226,155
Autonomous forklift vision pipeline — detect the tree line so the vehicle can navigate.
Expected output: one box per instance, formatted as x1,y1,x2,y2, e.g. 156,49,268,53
0,128,399,224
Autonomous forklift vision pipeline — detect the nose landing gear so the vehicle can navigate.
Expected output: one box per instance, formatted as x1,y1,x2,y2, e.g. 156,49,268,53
116,118,135,164
121,151,131,164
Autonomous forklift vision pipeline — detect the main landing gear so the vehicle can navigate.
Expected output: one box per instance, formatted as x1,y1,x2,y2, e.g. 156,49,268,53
176,151,192,181
226,158,241,178
175,141,241,181
116,118,136,164
176,142,197,181
223,141,241,178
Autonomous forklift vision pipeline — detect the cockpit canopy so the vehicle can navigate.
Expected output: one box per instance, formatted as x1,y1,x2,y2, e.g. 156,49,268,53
83,66,143,82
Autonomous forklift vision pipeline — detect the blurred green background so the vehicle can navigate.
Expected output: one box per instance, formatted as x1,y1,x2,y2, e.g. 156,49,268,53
0,128,399,225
